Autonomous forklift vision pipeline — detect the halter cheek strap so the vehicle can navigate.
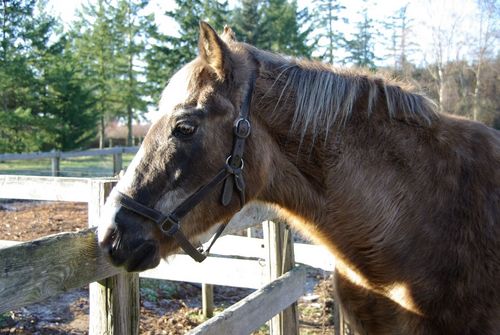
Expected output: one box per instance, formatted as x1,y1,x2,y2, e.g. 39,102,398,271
116,74,256,263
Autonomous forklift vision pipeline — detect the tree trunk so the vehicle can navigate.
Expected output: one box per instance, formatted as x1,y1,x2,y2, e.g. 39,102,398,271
437,65,445,114
127,105,133,146
99,115,105,149
472,61,481,121
2,0,8,111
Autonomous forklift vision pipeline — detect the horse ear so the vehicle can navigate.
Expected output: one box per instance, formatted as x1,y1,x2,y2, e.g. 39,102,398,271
222,25,237,42
198,21,229,80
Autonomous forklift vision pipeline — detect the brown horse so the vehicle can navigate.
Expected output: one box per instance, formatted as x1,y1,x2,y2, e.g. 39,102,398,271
98,22,500,334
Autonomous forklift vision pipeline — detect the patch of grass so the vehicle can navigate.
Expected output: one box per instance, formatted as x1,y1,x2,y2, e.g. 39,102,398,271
186,309,206,324
0,312,14,328
0,154,135,177
140,278,179,302
253,323,269,334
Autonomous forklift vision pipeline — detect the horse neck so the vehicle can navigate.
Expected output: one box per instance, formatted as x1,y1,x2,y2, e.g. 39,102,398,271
251,69,342,226
251,66,422,269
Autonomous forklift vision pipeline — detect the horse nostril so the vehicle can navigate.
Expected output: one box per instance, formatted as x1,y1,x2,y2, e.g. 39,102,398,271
98,226,118,250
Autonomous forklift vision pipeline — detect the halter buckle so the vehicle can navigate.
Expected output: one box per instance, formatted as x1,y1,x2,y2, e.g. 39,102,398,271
160,214,180,236
234,118,251,138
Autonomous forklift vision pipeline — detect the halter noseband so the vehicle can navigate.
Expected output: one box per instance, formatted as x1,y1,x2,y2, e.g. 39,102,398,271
117,74,256,263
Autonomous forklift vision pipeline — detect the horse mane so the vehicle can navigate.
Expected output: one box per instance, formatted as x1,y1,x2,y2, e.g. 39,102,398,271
247,46,439,142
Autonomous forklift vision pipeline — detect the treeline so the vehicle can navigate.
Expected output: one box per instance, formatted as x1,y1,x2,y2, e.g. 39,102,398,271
0,0,498,153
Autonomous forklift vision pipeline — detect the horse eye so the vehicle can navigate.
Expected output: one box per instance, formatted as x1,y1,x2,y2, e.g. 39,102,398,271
174,123,196,138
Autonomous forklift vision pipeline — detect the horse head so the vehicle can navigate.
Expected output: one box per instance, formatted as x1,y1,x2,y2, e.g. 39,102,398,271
97,22,271,271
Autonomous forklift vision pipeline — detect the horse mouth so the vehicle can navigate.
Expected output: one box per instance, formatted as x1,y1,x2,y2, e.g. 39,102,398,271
108,238,161,272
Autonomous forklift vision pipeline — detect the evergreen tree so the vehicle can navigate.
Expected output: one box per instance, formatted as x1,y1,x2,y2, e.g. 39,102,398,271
258,0,314,57
146,0,230,104
311,0,346,64
42,39,97,150
382,4,416,78
201,0,230,32
72,0,123,148
114,0,152,145
0,0,95,152
232,0,263,45
344,4,378,70
0,0,38,116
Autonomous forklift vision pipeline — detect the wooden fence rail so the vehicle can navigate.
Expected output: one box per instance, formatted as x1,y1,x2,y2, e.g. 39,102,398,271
188,266,307,335
0,146,139,176
0,228,119,313
0,146,139,161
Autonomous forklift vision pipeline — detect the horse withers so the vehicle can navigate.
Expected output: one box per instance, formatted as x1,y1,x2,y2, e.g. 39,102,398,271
98,22,500,334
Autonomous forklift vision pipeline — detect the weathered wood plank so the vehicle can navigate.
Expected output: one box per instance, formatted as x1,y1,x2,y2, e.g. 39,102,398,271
0,147,139,161
0,175,94,202
51,154,60,177
88,179,139,335
223,202,278,234
0,151,57,160
294,242,335,271
112,153,123,175
122,147,139,154
0,234,334,287
0,240,20,249
60,147,124,158
140,255,267,289
202,235,335,271
89,273,140,335
187,266,307,335
0,228,121,314
202,283,214,319
264,221,299,335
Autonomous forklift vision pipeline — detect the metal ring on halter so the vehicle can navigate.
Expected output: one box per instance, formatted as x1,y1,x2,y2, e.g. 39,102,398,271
160,214,181,236
225,155,244,170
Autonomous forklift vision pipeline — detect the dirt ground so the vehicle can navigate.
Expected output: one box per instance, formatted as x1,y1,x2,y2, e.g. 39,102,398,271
0,201,335,335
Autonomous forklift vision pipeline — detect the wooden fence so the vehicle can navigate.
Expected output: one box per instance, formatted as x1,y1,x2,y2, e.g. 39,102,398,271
0,146,139,176
0,175,343,334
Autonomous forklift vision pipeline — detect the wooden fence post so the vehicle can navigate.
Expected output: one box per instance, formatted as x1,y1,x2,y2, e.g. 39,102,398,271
112,152,123,175
263,220,299,335
202,283,214,319
88,179,140,335
51,150,60,176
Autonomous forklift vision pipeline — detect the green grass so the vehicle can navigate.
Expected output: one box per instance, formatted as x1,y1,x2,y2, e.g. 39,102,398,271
0,154,135,177
140,278,180,302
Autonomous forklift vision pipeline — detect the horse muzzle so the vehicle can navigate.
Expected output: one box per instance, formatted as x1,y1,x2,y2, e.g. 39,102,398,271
99,208,161,272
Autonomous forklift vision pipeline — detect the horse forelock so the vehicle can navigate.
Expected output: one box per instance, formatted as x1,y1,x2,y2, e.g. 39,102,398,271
153,62,197,122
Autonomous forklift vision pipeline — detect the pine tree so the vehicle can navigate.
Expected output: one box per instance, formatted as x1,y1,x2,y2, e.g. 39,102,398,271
114,0,152,145
258,0,314,57
311,0,346,64
0,0,94,152
382,4,416,78
201,0,230,32
232,0,263,45
344,5,378,70
145,0,230,104
42,36,97,151
0,0,38,115
72,0,124,148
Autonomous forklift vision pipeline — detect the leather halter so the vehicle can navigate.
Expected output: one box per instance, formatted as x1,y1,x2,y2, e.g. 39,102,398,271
117,74,255,263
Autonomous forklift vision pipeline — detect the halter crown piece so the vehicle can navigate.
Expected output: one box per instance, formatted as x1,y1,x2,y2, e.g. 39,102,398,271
117,74,256,263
